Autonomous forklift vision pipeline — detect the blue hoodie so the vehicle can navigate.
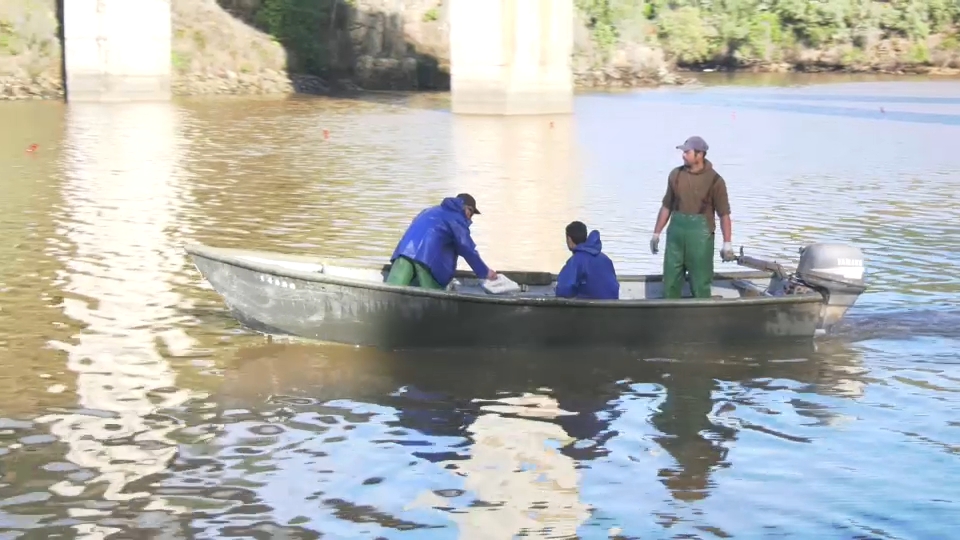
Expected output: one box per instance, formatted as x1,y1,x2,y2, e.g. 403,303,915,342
390,197,490,287
555,230,620,300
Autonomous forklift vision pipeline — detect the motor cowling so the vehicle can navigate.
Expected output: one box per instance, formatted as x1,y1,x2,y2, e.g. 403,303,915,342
795,243,867,334
797,243,865,283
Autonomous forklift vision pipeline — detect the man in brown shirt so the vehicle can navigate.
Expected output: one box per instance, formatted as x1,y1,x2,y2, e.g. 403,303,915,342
649,136,735,298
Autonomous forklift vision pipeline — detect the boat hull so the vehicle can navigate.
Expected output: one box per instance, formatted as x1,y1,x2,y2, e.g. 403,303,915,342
187,245,828,349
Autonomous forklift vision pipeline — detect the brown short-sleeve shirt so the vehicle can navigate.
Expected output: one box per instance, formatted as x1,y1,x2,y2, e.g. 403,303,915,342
661,159,730,232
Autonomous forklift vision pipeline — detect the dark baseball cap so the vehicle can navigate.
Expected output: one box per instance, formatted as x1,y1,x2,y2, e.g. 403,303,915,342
677,136,709,152
456,193,480,214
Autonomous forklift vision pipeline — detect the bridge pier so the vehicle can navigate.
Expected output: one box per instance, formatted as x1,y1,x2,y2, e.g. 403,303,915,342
63,0,172,102
449,0,574,115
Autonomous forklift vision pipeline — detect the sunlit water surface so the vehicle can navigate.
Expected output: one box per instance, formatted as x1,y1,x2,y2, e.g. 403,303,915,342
0,73,958,538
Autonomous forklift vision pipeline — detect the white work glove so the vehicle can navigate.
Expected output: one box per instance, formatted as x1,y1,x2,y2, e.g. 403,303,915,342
720,242,736,262
650,233,660,254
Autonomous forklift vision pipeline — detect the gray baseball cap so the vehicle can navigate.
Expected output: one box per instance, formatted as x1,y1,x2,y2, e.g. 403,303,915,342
677,136,709,152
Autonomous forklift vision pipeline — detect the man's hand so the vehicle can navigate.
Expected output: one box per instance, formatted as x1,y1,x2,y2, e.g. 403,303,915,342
650,234,660,254
487,269,498,281
720,242,736,262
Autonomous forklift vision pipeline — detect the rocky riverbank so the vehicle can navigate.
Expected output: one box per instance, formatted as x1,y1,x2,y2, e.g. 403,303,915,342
1,0,959,101
6,61,957,102
0,74,61,100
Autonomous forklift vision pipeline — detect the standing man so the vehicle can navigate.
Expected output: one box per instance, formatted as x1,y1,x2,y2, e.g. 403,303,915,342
386,193,497,290
649,136,736,299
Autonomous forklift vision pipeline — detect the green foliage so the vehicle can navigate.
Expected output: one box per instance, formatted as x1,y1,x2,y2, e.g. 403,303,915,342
171,51,188,73
908,41,931,63
253,0,334,75
0,19,21,56
743,12,786,62
576,0,655,54
657,7,712,64
940,32,960,51
574,0,960,67
423,7,439,22
575,0,619,52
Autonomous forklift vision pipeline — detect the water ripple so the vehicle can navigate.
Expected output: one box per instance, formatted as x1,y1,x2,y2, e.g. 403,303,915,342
0,79,958,537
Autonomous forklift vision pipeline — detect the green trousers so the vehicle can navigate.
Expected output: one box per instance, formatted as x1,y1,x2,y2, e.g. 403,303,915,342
385,256,443,290
663,212,715,299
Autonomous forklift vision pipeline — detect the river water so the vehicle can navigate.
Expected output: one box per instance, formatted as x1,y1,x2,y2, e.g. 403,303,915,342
1,73,958,538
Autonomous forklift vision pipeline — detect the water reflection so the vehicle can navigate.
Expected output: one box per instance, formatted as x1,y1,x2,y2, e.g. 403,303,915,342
38,103,196,511
178,339,869,537
451,115,582,272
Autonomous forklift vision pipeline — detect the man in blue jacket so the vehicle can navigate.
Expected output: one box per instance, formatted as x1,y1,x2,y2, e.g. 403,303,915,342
555,221,620,300
386,193,497,289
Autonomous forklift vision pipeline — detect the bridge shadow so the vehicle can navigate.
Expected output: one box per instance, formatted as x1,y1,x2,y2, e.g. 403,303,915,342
214,0,450,101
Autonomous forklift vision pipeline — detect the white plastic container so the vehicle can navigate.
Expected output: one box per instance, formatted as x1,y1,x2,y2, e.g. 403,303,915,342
481,274,521,295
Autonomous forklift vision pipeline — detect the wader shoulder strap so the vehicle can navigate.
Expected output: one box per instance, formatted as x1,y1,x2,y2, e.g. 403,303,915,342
669,167,682,212
698,172,720,215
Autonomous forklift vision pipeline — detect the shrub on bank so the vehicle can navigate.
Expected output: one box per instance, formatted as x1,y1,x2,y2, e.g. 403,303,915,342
576,0,960,71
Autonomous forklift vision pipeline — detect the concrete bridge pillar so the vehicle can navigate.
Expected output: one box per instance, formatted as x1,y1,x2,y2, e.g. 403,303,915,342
63,0,172,102
449,0,574,115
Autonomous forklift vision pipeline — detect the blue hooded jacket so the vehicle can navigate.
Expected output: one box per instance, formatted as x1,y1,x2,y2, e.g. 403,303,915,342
556,230,620,300
390,197,490,287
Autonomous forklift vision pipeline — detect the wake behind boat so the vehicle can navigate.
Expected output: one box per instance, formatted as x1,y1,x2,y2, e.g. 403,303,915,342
184,242,867,349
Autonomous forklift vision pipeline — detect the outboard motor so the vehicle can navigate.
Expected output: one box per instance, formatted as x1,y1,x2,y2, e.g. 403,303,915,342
795,243,867,334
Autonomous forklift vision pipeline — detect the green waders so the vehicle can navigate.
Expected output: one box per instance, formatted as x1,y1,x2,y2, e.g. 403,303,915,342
385,256,444,290
662,212,715,299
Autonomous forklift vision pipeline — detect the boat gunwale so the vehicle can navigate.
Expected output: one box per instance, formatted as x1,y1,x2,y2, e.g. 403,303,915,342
184,243,825,309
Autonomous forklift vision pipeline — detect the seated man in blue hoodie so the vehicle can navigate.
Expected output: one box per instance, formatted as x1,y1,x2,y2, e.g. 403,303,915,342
555,221,620,300
386,193,497,290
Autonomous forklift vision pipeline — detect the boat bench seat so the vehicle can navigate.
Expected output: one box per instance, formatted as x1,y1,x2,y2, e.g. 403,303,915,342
239,256,325,274
322,266,386,282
